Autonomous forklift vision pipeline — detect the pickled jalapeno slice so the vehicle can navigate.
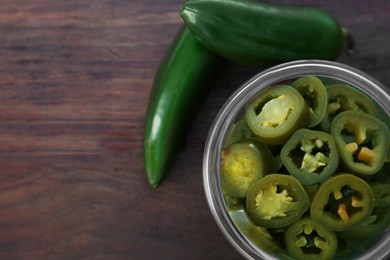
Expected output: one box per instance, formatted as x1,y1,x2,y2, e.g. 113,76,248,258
291,76,328,127
227,204,283,253
245,85,309,145
320,83,378,131
331,111,389,176
285,217,338,260
221,139,275,198
310,173,374,231
339,183,390,238
224,118,253,148
281,128,339,185
246,174,309,228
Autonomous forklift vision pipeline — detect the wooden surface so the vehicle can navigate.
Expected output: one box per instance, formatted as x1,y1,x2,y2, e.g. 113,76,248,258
0,0,389,259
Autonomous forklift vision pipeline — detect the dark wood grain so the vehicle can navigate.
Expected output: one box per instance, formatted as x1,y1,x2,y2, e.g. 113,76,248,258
0,0,389,259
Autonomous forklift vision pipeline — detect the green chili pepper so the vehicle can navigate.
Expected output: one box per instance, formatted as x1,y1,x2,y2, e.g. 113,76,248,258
291,76,328,127
246,174,309,228
320,83,378,131
285,217,338,260
310,173,374,231
221,139,275,198
180,0,350,68
338,183,390,238
281,128,339,185
330,111,389,177
245,85,309,145
144,26,222,188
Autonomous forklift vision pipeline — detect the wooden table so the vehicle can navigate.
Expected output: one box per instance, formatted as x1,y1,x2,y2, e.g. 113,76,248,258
0,0,389,259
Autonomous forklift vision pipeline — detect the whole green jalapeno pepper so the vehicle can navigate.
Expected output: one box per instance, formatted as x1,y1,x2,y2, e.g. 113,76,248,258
245,85,309,145
330,111,389,177
281,128,339,185
284,217,338,260
310,173,374,231
180,0,351,68
144,26,222,188
320,83,378,131
221,139,275,198
246,174,309,228
291,76,328,127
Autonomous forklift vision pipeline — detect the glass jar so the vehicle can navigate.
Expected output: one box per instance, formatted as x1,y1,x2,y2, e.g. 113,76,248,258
203,60,390,260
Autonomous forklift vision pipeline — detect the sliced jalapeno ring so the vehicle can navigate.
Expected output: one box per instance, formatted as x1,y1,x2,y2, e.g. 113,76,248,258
223,193,244,210
246,174,309,228
245,85,309,145
224,118,253,148
371,183,390,206
320,83,378,131
339,183,390,238
331,111,389,176
221,139,275,198
227,204,282,253
310,173,374,231
281,128,339,185
334,235,376,260
291,76,328,127
285,217,338,260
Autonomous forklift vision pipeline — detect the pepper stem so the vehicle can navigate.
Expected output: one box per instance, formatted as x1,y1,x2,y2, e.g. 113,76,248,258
342,27,355,55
